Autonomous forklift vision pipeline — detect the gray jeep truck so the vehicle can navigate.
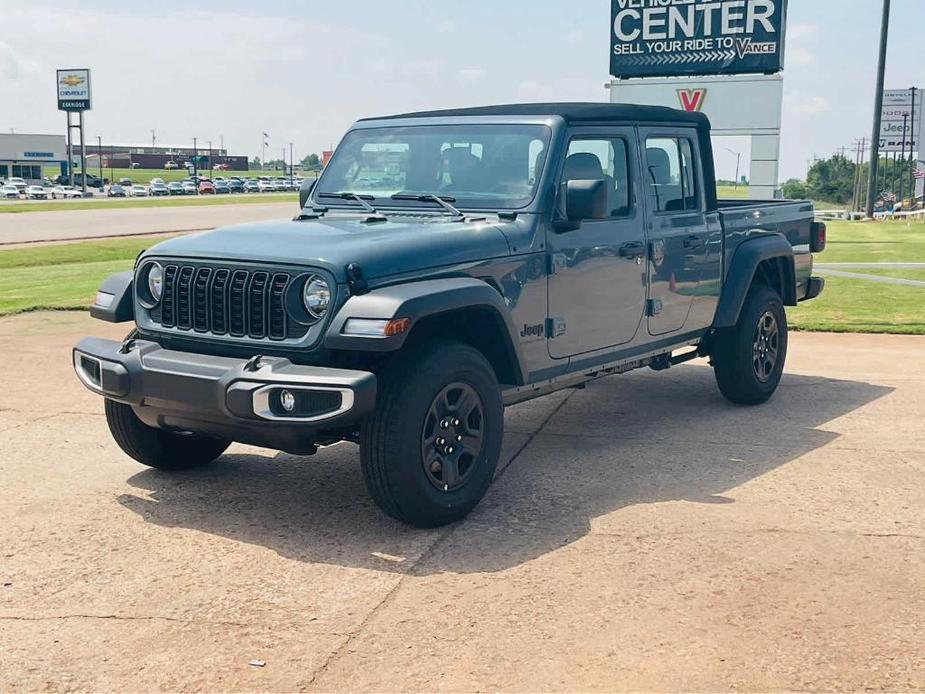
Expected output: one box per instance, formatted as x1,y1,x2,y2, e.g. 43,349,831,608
73,103,825,527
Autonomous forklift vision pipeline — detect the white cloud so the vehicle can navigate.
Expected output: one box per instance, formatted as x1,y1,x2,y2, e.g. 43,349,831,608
784,93,830,117
786,23,819,69
0,41,25,81
457,68,485,84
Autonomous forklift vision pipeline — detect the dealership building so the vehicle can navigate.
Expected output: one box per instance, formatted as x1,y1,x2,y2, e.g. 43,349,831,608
84,144,249,171
0,133,68,183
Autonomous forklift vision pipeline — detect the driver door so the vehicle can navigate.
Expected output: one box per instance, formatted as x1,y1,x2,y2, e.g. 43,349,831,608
546,128,647,359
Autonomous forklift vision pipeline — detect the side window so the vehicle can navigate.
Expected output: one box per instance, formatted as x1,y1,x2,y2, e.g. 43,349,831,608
645,137,700,213
562,138,631,217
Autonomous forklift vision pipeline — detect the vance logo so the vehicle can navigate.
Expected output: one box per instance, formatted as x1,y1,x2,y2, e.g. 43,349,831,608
677,89,707,113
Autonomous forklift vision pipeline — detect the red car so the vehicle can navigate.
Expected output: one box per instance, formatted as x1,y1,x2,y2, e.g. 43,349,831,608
198,180,215,194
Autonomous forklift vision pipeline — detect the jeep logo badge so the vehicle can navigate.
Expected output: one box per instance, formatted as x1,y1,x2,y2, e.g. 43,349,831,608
520,323,544,339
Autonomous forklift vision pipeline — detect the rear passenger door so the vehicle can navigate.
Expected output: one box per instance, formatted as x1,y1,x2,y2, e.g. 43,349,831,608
640,130,710,336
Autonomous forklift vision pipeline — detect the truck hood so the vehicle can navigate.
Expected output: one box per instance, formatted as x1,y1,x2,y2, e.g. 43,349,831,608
145,214,513,282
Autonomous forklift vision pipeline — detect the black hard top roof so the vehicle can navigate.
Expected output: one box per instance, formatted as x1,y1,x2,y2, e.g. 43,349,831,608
363,102,710,128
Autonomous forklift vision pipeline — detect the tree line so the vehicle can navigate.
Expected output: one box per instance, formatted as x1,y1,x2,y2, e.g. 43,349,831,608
782,153,919,206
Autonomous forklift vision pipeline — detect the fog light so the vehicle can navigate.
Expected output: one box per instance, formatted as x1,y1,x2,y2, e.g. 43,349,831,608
279,389,296,412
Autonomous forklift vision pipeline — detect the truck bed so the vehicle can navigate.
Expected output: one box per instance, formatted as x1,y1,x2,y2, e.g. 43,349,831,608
717,199,816,300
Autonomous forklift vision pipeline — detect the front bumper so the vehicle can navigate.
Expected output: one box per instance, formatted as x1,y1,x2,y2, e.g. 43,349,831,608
73,336,376,453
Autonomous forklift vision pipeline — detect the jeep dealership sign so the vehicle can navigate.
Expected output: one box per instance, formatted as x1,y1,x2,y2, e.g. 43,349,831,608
610,0,788,79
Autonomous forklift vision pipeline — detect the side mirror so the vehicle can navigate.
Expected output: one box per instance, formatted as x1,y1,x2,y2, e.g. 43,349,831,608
565,179,608,221
299,178,317,209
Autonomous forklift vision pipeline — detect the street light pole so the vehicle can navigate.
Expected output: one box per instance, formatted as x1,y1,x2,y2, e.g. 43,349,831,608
289,142,294,182
866,0,891,217
208,140,212,174
192,137,198,189
726,148,742,190
97,135,103,181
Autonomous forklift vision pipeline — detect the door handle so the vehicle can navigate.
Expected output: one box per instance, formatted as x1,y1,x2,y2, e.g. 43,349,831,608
683,235,704,250
618,241,645,259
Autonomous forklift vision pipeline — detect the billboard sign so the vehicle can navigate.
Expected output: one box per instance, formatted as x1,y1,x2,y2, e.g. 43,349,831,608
610,0,788,79
879,89,922,154
57,69,92,111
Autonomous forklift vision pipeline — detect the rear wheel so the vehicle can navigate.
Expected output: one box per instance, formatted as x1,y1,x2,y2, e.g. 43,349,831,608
104,399,229,470
360,340,503,528
712,284,788,405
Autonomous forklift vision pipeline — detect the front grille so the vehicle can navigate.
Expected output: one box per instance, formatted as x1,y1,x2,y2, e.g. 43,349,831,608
149,263,307,341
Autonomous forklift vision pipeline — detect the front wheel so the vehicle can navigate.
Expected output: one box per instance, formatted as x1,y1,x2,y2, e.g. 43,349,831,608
360,340,504,528
104,399,229,470
712,284,788,405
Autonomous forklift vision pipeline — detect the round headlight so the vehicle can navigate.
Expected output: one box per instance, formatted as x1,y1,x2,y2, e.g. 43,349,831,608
146,262,163,303
303,275,331,319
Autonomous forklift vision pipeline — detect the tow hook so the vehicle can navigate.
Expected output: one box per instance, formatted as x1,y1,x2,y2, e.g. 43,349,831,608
243,355,265,372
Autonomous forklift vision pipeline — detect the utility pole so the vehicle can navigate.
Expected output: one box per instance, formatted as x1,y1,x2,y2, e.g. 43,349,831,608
208,140,212,174
866,0,891,217
289,142,294,182
151,129,156,150
192,137,198,189
97,135,103,181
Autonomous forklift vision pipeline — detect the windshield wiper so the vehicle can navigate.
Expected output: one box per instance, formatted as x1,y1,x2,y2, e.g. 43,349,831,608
318,192,379,213
391,193,464,218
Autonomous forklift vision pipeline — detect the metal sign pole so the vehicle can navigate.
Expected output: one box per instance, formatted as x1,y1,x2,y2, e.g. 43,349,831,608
866,0,891,217
908,86,917,203
79,111,87,195
66,113,73,187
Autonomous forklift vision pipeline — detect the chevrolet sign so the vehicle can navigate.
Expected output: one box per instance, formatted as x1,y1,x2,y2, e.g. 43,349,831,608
57,69,92,112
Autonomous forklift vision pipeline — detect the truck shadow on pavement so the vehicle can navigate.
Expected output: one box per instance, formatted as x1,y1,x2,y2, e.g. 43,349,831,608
118,364,892,575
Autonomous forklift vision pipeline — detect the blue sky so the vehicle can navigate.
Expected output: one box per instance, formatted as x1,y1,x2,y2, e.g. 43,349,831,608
1,0,922,180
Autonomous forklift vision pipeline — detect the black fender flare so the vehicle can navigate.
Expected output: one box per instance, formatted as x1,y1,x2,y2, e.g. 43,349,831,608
713,234,796,328
89,271,135,323
325,277,526,382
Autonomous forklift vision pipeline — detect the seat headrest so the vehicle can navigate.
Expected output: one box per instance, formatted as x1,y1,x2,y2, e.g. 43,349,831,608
563,152,604,181
646,147,672,185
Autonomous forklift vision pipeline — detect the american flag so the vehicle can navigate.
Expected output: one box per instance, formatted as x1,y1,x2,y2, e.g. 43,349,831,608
883,191,897,203
914,161,925,180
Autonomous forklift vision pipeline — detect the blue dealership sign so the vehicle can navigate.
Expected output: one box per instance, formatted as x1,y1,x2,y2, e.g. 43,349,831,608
610,0,788,79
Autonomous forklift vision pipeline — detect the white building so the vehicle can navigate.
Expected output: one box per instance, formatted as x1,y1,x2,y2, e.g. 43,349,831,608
0,133,68,184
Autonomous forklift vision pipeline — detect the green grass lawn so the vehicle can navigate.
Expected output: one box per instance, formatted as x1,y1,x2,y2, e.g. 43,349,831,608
0,237,164,315
815,219,925,263
1,219,923,335
788,275,925,335
0,193,297,214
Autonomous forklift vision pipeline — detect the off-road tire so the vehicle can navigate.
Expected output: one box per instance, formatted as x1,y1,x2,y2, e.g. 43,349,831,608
712,284,788,405
360,339,504,528
104,399,229,470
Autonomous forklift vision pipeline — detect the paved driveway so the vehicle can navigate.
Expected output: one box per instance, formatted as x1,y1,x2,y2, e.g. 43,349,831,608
1,313,923,691
0,201,295,244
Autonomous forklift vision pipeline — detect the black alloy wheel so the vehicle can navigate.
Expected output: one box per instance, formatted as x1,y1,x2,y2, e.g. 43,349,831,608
421,382,485,492
752,310,781,383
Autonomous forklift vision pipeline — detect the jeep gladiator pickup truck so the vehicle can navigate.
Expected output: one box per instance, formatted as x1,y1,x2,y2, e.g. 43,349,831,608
74,103,825,527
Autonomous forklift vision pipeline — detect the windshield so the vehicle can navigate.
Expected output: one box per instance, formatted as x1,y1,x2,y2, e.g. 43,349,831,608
315,124,550,210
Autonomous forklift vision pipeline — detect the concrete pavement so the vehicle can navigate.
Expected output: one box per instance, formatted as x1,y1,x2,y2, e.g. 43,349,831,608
1,312,923,691
0,200,295,244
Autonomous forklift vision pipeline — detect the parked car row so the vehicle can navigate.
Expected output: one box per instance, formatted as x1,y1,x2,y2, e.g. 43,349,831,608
0,174,307,202
0,178,86,200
